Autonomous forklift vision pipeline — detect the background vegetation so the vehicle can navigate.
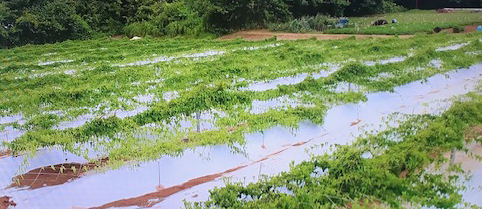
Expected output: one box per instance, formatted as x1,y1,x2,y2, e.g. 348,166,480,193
1,0,480,48
325,10,482,35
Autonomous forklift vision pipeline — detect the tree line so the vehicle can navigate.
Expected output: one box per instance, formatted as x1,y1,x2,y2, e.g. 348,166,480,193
1,0,480,48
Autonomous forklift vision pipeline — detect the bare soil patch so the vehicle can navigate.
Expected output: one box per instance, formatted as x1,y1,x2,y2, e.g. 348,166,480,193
219,29,413,41
9,158,108,190
0,196,16,209
0,150,11,159
442,24,480,33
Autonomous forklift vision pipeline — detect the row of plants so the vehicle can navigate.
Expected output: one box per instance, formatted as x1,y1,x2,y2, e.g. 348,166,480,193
188,90,482,208
1,33,481,163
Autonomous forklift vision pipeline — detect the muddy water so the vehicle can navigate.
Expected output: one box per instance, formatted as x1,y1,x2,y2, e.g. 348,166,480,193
0,64,481,208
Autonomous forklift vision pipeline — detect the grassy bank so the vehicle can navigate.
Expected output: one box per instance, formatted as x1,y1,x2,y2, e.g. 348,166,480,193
325,10,482,35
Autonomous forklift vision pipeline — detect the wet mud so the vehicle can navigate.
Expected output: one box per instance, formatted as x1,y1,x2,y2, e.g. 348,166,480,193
0,150,11,159
0,196,16,209
9,158,108,190
1,64,481,208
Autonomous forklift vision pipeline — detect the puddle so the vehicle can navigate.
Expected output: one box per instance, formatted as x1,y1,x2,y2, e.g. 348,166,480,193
114,44,282,67
133,94,157,104
64,69,77,75
364,56,406,66
241,64,339,92
0,126,25,144
38,60,74,66
113,50,226,67
241,74,310,92
238,43,282,51
54,106,150,131
165,110,225,133
330,82,365,93
435,43,469,52
162,91,179,102
42,53,57,56
1,64,481,208
0,114,24,125
250,96,314,114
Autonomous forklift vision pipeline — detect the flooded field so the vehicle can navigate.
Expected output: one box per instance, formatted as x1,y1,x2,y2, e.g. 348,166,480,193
1,33,481,208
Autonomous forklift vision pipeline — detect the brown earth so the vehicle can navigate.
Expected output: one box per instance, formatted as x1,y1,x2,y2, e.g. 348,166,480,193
465,125,482,140
89,133,330,209
442,24,480,33
90,164,250,209
219,29,413,41
0,196,16,209
9,158,108,190
0,150,11,159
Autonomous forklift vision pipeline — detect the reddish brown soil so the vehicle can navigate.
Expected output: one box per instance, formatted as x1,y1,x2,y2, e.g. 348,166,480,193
219,29,413,41
90,133,330,208
350,119,362,126
9,158,108,190
0,150,11,159
0,196,16,209
442,24,480,33
90,164,250,209
465,125,482,140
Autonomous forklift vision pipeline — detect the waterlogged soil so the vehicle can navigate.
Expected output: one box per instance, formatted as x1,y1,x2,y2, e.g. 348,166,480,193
0,64,481,208
0,150,11,159
154,64,482,208
0,196,16,209
90,137,321,208
1,34,482,208
9,158,108,190
219,29,413,40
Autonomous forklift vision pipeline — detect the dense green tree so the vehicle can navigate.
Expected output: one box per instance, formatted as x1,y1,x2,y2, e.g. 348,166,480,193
1,0,479,48
14,0,91,45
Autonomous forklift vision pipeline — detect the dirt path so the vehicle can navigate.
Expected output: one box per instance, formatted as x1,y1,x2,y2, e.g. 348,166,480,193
219,29,413,40
442,24,481,33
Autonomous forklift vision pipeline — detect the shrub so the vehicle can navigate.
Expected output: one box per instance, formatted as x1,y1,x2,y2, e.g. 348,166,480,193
452,26,464,33
124,21,161,38
268,14,335,33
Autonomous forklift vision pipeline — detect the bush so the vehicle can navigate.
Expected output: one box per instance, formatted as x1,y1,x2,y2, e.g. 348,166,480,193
124,1,206,38
14,0,92,45
268,14,335,33
346,0,406,16
453,26,464,33
124,21,161,38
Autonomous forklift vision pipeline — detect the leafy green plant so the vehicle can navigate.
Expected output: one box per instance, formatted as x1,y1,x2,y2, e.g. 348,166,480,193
190,93,482,208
